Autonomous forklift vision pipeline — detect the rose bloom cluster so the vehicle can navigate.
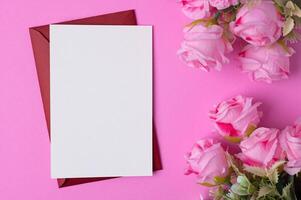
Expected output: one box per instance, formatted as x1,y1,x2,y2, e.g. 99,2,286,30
178,0,295,83
185,95,301,197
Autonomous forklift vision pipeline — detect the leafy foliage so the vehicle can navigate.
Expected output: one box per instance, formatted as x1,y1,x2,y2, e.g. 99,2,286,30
209,155,297,200
273,0,301,43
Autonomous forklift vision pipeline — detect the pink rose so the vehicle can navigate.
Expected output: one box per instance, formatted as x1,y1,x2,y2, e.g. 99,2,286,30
280,120,301,175
209,95,262,142
239,43,294,83
179,0,215,19
209,0,239,10
230,0,284,46
185,139,229,185
236,128,284,168
178,24,233,71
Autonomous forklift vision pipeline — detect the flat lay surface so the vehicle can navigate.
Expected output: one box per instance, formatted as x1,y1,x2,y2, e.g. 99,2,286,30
1,0,301,199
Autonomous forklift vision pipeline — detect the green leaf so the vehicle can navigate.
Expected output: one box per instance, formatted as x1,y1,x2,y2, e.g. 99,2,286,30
199,181,216,187
293,4,301,17
237,175,250,187
250,192,258,200
244,124,257,137
224,191,241,200
267,168,279,184
231,175,256,196
282,183,294,200
286,1,296,15
266,161,285,184
214,175,230,185
224,135,242,143
274,0,289,7
271,161,286,170
257,186,274,198
281,176,298,200
231,184,250,196
283,17,295,36
285,1,301,17
244,165,266,177
283,29,301,43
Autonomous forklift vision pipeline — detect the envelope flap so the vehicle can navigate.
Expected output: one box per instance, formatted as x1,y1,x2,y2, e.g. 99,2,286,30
31,26,50,41
60,9,137,25
29,28,51,133
31,10,137,41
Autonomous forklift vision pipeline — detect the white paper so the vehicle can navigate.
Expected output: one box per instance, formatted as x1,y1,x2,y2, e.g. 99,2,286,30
50,25,152,178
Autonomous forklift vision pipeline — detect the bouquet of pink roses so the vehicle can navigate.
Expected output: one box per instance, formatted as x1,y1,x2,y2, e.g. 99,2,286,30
178,0,301,83
185,95,301,199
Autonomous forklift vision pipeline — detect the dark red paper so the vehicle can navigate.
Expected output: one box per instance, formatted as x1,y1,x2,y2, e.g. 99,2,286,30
29,10,162,188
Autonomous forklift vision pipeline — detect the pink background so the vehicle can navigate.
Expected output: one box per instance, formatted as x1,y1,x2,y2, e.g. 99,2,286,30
1,0,301,199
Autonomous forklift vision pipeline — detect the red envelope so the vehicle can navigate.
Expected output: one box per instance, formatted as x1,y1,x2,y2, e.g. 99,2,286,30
29,10,162,188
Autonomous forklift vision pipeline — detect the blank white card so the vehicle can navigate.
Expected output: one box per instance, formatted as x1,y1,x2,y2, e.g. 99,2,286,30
50,25,152,178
